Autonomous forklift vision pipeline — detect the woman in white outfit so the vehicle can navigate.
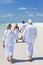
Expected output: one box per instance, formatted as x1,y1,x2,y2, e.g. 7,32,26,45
14,23,20,43
3,23,16,63
22,19,37,61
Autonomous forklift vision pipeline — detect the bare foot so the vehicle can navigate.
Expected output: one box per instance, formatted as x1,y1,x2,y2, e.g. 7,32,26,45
28,56,32,61
16,40,18,43
7,57,10,61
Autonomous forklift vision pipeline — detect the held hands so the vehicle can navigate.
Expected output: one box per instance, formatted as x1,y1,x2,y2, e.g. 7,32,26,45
3,41,5,48
3,44,5,48
18,36,22,40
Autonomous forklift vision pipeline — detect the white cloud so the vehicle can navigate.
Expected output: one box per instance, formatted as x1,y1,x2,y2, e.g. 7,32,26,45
0,13,13,18
5,14,13,17
30,8,38,10
18,7,27,10
28,14,34,16
36,13,43,16
18,15,22,16
0,0,15,3
25,11,29,13
28,12,43,17
4,0,13,3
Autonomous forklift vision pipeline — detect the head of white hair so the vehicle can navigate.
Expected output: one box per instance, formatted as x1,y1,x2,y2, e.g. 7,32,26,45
28,19,32,24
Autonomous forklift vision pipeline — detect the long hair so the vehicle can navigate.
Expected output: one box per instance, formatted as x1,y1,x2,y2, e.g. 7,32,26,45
14,23,19,31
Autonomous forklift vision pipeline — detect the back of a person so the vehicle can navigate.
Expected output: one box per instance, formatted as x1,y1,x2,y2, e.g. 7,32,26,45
21,24,27,34
22,19,37,61
3,23,16,63
5,29,15,46
15,28,19,33
29,25,37,41
15,29,19,35
7,30,14,40
24,25,37,42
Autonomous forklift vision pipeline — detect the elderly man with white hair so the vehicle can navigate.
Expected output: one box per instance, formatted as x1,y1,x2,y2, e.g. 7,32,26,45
22,19,37,61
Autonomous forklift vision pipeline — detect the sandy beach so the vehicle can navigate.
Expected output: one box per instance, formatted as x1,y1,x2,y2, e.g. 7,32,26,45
0,23,43,65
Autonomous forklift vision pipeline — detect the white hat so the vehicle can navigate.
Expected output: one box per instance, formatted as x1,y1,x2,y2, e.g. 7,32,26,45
28,19,32,24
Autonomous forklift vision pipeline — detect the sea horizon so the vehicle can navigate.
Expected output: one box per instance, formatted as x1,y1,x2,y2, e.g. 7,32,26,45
0,21,43,24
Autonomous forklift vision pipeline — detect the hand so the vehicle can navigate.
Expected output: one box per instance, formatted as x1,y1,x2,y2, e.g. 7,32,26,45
18,37,22,40
3,41,5,48
3,44,5,48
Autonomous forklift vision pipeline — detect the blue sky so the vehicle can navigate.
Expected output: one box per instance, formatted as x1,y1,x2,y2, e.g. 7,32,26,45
0,0,43,23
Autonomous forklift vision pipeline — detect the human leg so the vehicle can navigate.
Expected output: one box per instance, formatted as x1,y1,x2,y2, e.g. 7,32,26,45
9,46,13,63
9,55,13,63
16,39,18,43
26,42,33,60
28,55,32,60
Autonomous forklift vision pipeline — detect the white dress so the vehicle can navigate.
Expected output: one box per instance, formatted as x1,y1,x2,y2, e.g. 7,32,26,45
3,29,16,58
14,29,19,40
23,25,37,56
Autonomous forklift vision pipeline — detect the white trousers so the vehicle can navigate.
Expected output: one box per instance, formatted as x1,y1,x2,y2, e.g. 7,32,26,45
26,41,34,56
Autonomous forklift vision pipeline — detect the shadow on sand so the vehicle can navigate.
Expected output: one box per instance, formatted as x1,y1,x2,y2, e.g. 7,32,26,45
12,57,43,63
12,59,29,63
32,57,43,61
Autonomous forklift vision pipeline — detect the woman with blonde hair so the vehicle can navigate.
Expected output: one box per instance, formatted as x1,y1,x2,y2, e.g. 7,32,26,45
14,23,20,43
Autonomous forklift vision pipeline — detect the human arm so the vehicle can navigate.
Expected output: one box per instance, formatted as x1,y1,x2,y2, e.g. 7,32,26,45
3,41,5,48
2,30,6,48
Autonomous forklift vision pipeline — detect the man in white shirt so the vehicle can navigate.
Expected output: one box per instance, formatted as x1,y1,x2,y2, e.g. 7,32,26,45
22,19,37,61
3,23,16,63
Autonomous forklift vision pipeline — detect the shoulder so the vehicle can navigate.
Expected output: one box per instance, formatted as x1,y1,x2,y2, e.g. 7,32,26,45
26,25,31,29
32,25,37,30
9,29,14,33
4,29,7,34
